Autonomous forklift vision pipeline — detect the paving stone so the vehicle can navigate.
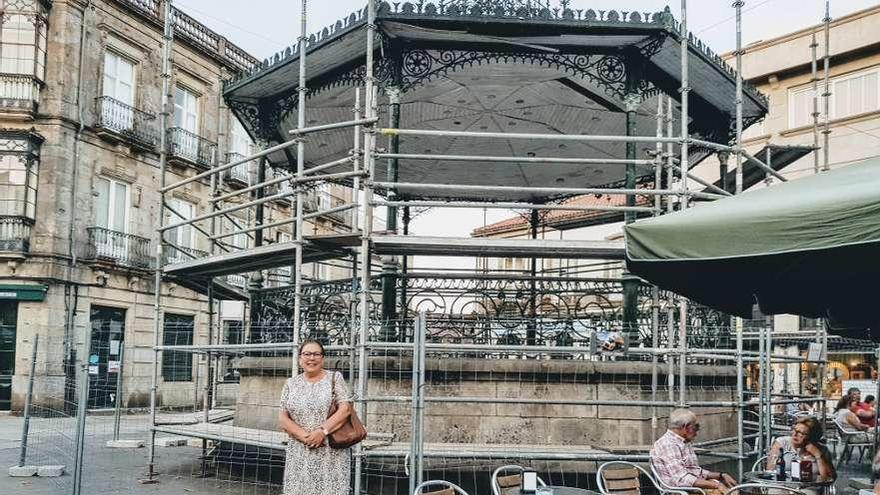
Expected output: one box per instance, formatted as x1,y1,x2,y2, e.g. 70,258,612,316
7,465,37,477
36,465,65,477
154,436,188,447
105,439,145,448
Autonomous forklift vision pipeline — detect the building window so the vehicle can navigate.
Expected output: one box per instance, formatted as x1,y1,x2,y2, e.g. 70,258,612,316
0,142,38,219
173,85,199,133
228,118,253,181
0,0,49,81
789,69,880,128
161,313,193,382
102,52,134,105
95,177,129,233
164,197,196,263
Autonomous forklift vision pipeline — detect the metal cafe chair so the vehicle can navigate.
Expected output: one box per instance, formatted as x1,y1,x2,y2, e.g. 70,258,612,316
597,461,688,495
491,465,546,495
413,480,470,495
649,461,707,495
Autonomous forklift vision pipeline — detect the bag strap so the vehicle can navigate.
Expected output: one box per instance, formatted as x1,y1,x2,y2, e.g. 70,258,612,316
330,371,337,402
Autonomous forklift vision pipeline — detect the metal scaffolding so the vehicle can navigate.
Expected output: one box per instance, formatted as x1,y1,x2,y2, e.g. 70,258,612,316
146,0,829,491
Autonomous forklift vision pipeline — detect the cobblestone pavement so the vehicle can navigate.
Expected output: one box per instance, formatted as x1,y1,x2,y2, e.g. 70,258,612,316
0,414,279,495
0,414,872,495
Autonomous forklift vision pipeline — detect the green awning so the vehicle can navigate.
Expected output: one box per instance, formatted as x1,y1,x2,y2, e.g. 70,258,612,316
624,158,880,326
0,284,47,301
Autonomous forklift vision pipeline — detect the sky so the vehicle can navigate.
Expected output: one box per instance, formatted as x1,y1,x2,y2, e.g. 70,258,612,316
178,0,877,61
174,0,878,254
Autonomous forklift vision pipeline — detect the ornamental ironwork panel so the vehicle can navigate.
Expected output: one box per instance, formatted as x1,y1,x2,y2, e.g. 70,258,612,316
250,273,736,349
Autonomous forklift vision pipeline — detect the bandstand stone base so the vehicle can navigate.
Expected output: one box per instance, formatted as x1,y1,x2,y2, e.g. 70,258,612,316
234,355,738,451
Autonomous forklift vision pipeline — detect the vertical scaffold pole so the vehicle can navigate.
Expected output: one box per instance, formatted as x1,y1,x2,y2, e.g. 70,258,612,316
811,30,820,174
147,0,173,481
757,322,766,453
291,0,308,363
821,0,831,172
664,95,675,404
349,88,362,385
354,2,377,493
651,96,663,440
734,0,744,194
765,317,773,453
736,316,744,477
678,0,689,407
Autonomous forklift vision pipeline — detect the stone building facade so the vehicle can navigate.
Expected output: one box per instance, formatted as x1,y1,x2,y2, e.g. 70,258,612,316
0,0,352,412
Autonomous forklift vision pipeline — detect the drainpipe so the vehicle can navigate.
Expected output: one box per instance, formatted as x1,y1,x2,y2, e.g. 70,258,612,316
65,0,93,409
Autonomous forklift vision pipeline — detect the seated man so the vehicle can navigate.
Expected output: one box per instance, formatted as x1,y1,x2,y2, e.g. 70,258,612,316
650,409,736,495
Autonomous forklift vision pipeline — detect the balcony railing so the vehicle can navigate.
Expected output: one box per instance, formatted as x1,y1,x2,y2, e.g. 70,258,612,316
224,153,251,185
119,0,160,17
163,245,208,265
168,127,217,168
226,274,247,288
0,216,33,253
87,227,152,269
95,96,158,148
0,74,40,114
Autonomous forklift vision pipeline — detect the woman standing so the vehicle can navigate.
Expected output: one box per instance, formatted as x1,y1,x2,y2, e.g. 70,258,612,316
279,340,353,493
766,417,836,481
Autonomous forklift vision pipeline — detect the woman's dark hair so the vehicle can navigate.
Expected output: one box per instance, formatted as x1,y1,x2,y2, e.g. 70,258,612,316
867,395,875,404
298,339,325,356
835,394,851,412
794,417,823,445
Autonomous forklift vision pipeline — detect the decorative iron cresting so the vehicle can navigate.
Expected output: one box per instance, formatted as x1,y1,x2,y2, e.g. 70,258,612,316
250,274,734,350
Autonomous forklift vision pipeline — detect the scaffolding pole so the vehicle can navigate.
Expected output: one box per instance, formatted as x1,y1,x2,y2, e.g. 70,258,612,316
811,30,820,174
678,0,690,408
651,96,663,440
734,0,744,194
822,0,832,172
354,1,377,492
146,0,173,482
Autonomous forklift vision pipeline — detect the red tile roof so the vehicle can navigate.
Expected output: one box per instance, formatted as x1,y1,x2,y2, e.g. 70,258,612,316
471,193,653,237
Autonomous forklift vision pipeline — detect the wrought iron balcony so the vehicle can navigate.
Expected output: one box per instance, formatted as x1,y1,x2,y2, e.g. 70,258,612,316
0,216,33,254
224,153,251,185
163,245,208,266
0,74,40,115
226,274,248,288
168,127,217,168
87,227,152,269
95,96,158,148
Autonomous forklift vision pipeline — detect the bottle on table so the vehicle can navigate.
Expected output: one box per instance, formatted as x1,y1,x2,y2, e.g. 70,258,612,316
790,454,801,481
775,453,787,481
799,455,814,482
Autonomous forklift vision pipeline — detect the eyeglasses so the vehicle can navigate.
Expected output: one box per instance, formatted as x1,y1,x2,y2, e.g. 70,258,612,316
792,428,809,437
687,423,701,432
300,352,324,358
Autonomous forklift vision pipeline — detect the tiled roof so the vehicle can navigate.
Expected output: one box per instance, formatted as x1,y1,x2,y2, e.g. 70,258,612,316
471,194,653,237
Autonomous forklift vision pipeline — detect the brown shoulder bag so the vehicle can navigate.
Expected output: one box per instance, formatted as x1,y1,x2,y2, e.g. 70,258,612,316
327,371,367,449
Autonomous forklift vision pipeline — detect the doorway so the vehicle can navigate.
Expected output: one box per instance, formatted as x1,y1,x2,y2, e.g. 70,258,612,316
0,301,17,411
88,306,126,409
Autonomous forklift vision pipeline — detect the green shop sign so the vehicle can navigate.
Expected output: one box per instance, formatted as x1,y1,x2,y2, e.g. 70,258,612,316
0,284,47,301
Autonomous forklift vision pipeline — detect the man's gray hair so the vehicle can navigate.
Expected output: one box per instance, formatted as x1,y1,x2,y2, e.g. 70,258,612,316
668,408,697,428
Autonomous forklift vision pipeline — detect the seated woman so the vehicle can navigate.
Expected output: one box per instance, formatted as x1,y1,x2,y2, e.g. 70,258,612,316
766,417,836,481
837,396,873,439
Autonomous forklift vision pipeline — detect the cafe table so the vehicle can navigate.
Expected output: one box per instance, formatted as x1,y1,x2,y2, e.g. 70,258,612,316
509,487,600,495
742,471,835,493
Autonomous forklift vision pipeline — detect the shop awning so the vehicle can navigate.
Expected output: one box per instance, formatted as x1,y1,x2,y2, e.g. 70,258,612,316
0,284,47,301
624,158,880,329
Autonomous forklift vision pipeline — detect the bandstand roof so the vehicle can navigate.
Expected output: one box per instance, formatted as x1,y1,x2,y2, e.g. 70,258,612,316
223,2,768,203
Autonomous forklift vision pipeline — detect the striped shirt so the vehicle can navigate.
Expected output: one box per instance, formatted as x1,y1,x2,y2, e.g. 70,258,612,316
650,430,708,487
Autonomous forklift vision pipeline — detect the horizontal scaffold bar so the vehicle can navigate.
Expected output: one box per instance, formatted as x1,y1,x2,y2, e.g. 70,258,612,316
372,181,726,200
210,202,357,240
211,167,363,204
161,171,363,232
161,117,378,193
379,128,684,144
372,200,655,213
365,395,738,407
374,152,656,167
